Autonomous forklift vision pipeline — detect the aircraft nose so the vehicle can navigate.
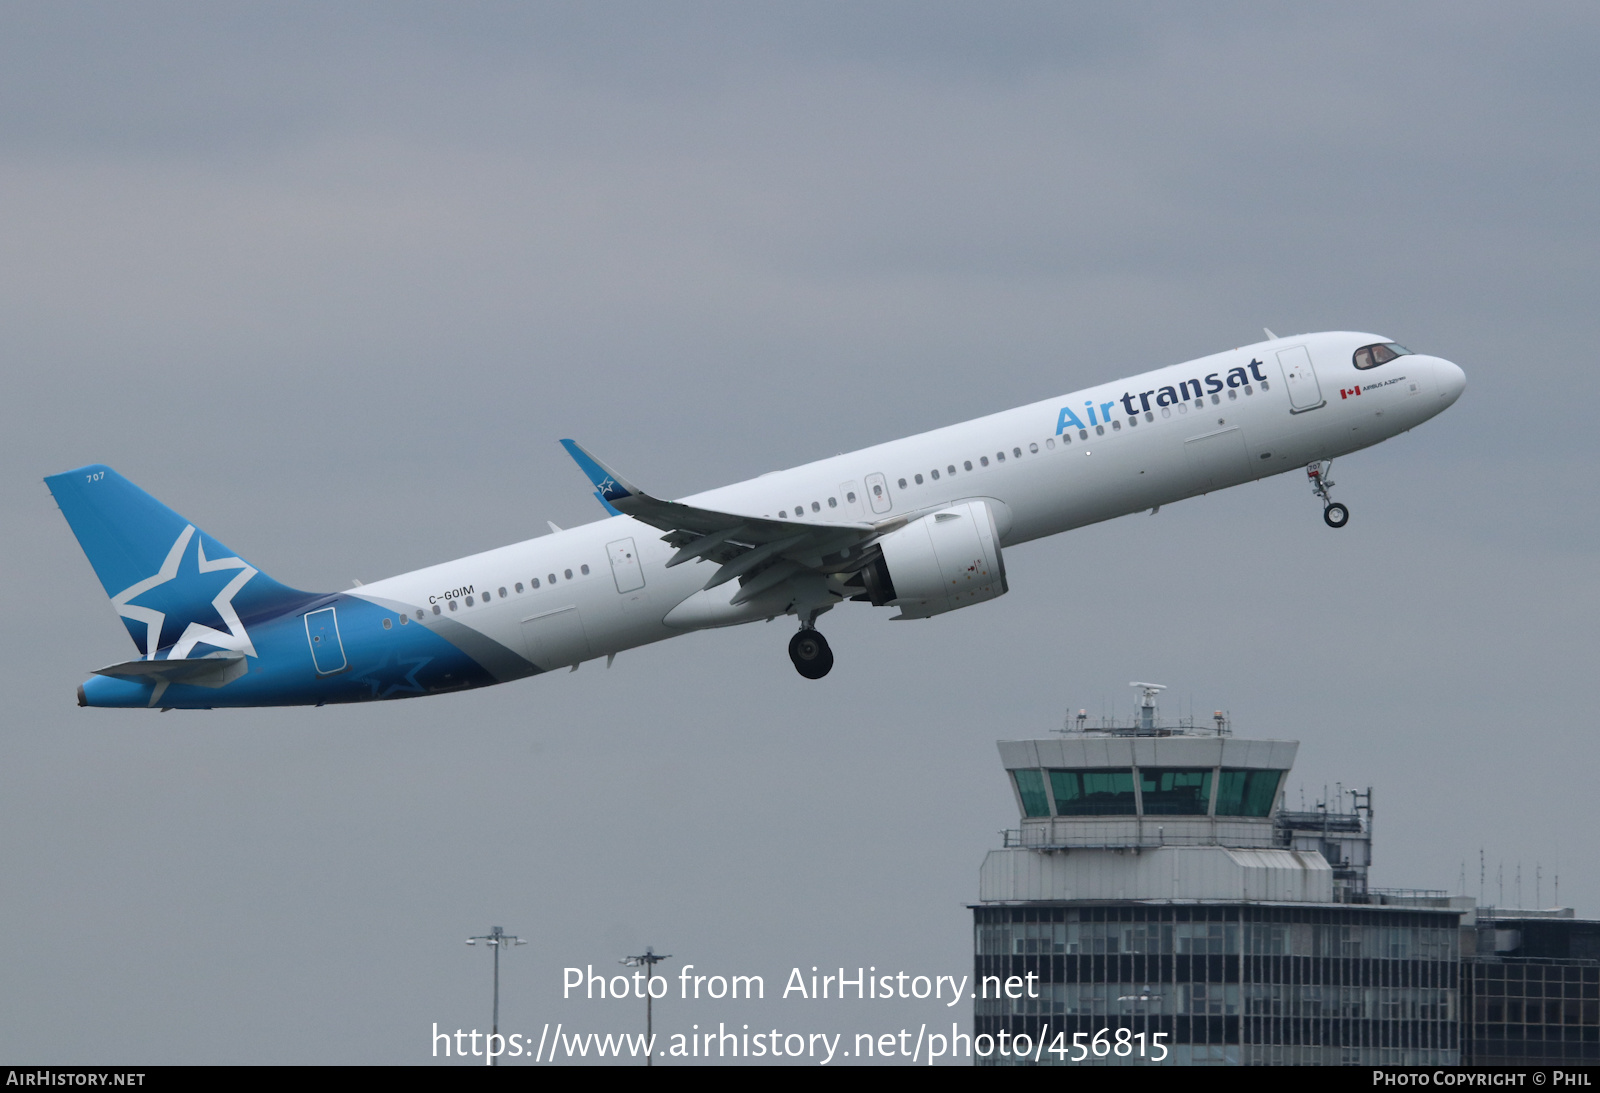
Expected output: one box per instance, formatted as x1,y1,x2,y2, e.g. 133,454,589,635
1434,357,1466,405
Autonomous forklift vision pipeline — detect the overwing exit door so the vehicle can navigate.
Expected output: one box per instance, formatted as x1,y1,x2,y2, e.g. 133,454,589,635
864,472,892,514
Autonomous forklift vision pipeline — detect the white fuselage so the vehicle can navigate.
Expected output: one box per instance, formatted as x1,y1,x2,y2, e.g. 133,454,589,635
354,331,1464,675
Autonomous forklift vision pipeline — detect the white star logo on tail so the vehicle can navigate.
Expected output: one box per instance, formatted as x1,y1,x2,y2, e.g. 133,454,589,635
111,525,259,659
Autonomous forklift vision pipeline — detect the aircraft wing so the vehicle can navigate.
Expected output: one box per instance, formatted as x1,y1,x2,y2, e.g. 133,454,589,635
561,439,900,606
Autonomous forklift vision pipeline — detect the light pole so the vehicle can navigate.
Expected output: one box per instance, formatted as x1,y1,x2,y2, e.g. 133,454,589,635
467,926,525,1066
620,947,671,1066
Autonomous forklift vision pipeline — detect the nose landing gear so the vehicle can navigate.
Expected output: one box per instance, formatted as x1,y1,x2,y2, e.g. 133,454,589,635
1307,461,1349,528
788,627,834,679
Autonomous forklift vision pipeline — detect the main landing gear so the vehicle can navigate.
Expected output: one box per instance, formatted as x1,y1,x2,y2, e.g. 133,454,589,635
1307,460,1349,528
788,627,834,680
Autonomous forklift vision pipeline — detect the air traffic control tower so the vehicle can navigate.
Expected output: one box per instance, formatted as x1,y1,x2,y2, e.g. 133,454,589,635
972,684,1462,1066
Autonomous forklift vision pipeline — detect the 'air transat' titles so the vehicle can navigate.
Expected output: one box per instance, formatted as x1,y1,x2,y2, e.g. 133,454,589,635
1056,359,1269,434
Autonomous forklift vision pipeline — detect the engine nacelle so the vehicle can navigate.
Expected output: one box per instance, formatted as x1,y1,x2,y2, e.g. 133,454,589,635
869,500,1008,619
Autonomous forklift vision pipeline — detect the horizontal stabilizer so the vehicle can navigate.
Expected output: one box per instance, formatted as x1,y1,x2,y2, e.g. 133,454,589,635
93,652,247,687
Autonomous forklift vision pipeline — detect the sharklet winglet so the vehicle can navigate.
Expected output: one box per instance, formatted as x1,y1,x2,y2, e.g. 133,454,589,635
560,439,643,508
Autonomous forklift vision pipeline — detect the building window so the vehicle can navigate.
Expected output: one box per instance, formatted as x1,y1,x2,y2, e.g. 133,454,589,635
1215,769,1283,816
1138,768,1213,815
1047,769,1137,815
1014,770,1050,818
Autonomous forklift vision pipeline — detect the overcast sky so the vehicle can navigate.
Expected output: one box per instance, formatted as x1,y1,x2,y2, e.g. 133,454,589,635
1,2,1595,1064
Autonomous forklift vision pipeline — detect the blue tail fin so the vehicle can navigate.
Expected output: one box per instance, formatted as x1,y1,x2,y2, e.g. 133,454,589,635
45,465,316,658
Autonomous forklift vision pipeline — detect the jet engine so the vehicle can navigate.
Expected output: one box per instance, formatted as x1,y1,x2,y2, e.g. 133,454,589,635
861,500,1008,619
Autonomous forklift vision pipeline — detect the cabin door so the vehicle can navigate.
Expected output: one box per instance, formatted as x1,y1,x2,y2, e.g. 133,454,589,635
304,607,348,675
1276,345,1325,412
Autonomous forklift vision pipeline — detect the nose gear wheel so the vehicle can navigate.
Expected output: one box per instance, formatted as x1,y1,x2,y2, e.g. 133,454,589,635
1307,461,1349,529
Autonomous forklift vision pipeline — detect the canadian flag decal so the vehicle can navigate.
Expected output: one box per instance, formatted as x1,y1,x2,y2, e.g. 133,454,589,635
1341,386,1362,399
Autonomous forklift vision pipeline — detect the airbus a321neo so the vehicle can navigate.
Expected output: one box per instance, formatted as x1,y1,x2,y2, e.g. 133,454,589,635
48,331,1464,708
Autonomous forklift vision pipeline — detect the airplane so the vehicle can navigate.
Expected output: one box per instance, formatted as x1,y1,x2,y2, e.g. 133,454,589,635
47,330,1464,709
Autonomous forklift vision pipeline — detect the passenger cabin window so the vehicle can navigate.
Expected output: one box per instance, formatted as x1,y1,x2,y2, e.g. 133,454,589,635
914,474,924,485
581,564,590,575
980,456,989,466
1354,342,1410,370
963,460,972,471
897,478,907,489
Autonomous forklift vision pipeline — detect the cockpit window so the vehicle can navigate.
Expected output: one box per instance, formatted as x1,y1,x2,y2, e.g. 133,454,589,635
1353,342,1412,370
